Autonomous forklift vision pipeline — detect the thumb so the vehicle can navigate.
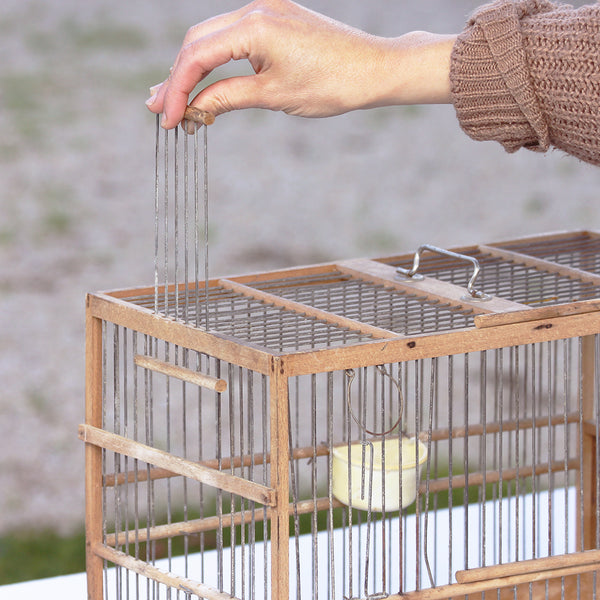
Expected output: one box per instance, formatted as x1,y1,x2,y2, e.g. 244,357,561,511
190,74,274,116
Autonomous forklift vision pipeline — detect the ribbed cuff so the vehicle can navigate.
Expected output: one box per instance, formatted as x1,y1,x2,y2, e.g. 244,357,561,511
450,0,552,153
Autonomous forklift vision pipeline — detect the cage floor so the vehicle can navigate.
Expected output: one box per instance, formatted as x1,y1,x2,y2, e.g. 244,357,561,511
101,488,580,600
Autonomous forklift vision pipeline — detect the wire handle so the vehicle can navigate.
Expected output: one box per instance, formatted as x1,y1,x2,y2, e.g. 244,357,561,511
395,243,491,301
345,365,404,437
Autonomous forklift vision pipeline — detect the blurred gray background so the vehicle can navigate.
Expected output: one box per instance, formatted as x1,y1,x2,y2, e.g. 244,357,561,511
1,0,599,536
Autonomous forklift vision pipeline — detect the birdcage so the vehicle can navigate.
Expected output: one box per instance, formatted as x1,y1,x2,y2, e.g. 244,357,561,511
80,118,600,599
81,227,600,600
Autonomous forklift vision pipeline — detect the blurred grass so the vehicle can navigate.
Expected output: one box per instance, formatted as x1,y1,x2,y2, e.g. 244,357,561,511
0,529,86,585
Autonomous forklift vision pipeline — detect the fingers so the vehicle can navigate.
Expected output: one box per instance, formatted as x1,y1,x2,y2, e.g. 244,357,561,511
145,0,385,126
146,2,270,127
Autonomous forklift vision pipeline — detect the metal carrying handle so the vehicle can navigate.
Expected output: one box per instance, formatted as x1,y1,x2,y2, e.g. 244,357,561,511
395,243,490,301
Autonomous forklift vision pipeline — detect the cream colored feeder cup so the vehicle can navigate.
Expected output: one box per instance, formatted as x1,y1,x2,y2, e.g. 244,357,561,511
332,437,428,512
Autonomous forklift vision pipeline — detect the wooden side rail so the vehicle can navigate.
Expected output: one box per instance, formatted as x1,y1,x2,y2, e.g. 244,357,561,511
383,550,600,599
103,412,582,489
78,424,275,507
106,497,338,547
93,544,236,600
134,354,227,392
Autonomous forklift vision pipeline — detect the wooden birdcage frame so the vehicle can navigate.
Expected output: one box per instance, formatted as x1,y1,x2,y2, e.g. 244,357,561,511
81,230,600,600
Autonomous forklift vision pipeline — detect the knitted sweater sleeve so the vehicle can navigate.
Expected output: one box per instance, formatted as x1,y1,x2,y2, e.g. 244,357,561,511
450,0,600,165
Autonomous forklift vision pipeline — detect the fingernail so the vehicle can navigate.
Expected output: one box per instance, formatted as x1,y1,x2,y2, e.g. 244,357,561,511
149,84,161,96
161,113,168,128
145,93,157,107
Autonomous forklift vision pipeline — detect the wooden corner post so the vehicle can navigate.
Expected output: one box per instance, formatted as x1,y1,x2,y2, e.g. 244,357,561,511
84,299,104,600
580,334,598,552
269,356,290,600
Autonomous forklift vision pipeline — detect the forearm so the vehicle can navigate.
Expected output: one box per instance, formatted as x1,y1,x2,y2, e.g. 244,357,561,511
450,0,600,166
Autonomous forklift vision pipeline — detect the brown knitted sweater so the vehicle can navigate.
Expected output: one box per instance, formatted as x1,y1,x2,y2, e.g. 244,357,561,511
450,0,600,165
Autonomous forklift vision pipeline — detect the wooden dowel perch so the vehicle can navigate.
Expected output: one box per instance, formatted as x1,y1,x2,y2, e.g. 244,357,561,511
134,354,227,393
182,105,215,133
455,549,600,584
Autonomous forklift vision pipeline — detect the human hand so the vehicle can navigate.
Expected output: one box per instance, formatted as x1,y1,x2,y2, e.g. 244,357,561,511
146,0,455,128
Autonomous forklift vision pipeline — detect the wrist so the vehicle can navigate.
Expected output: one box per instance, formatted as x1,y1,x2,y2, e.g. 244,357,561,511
368,31,456,108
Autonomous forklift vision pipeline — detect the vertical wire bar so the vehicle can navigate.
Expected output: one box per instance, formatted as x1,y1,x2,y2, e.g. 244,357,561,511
194,131,200,328
229,364,237,598
163,129,170,318
113,326,122,599
532,344,539,562
183,131,190,323
463,353,469,572
595,335,600,600
248,369,256,600
174,126,180,322
490,349,498,570
238,366,246,600
182,347,189,578
506,347,514,565
122,329,130,599
216,359,224,593
402,361,409,593
133,331,141,598
422,357,436,589
197,352,205,586
497,349,504,566
563,340,570,557
575,339,583,598
514,346,522,565
377,368,385,595
237,367,247,600
143,334,150,598
447,355,453,585
165,342,173,598
102,321,109,599
432,359,440,585
527,344,536,599
480,350,488,571
412,360,422,590
311,374,318,600
522,344,530,563
396,365,405,595
575,338,589,598
345,370,354,600
288,379,302,600
548,341,554,558
154,115,160,316
261,374,268,600
327,372,336,600
203,126,210,330
358,368,366,591
388,366,396,594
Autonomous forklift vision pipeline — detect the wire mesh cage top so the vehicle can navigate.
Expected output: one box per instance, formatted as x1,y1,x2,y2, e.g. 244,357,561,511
100,230,600,361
